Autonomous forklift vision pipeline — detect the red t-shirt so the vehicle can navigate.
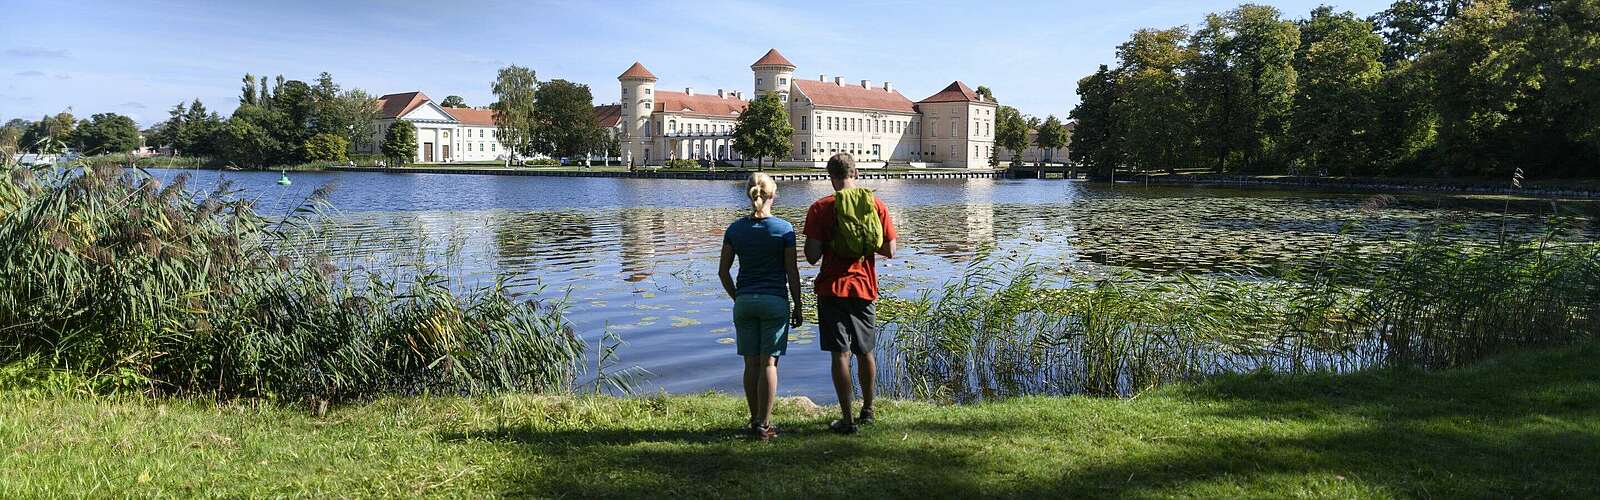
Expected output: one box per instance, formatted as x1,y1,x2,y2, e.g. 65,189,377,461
804,194,897,300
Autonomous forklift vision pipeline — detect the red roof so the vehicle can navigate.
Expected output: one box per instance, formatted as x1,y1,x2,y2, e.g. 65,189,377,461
918,81,990,104
619,62,657,80
594,104,622,127
443,107,496,126
750,48,795,68
793,79,916,113
375,91,431,119
653,91,747,118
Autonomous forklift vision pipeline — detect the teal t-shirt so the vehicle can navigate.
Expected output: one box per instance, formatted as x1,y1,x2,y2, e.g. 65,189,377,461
723,216,796,298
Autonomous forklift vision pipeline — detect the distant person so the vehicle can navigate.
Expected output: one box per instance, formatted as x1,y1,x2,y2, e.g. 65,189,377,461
718,172,804,440
804,153,896,434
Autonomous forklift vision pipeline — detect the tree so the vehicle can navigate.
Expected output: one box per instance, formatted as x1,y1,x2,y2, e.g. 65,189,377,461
1290,7,1386,176
241,74,258,106
532,79,604,163
304,133,349,162
382,121,417,167
179,99,224,157
1115,27,1195,174
335,89,380,153
994,105,1030,167
20,112,75,153
75,113,142,154
491,65,540,166
975,85,997,103
1186,13,1244,172
440,95,468,108
218,116,282,167
731,93,794,169
1427,0,1524,177
1035,115,1070,164
1229,5,1301,172
2,118,30,155
1069,65,1123,176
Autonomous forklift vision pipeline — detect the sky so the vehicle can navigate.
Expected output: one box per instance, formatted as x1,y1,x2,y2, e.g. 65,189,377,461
1,0,1395,128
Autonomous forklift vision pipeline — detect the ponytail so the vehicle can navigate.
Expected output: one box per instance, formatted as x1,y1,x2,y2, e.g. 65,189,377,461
746,173,776,218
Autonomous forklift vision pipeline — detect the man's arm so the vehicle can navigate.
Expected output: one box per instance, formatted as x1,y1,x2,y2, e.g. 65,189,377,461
805,237,823,265
876,237,895,259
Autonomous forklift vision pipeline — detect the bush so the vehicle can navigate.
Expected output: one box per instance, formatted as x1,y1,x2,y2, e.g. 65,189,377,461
664,159,699,169
303,133,349,162
525,158,560,166
0,162,584,401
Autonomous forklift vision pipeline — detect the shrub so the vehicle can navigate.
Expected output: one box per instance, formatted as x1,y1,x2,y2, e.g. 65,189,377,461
303,133,350,162
664,159,699,169
0,162,584,401
525,158,560,166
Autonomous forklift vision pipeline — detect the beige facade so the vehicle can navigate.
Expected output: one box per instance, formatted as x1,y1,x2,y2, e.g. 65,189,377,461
366,92,512,163
617,49,1000,169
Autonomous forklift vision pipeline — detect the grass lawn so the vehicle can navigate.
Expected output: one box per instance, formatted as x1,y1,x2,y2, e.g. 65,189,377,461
3,343,1596,498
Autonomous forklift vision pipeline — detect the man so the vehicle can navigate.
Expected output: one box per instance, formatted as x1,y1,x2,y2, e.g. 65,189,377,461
804,153,896,434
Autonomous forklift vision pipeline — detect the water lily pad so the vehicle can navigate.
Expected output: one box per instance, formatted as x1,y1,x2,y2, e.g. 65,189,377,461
717,337,736,345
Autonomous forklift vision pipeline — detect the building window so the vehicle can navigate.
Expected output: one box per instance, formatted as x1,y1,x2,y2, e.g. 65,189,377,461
780,94,787,103
645,88,652,95
757,77,764,86
801,141,807,155
779,77,787,85
801,116,808,130
951,145,957,157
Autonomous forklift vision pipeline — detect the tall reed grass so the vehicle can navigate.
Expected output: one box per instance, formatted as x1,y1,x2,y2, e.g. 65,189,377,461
879,226,1599,402
0,161,583,402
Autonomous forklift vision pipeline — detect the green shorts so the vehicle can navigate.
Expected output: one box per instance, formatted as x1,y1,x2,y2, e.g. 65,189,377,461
733,294,790,357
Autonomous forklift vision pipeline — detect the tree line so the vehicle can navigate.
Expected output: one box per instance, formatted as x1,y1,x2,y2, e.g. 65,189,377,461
1068,0,1600,180
2,111,143,157
142,72,381,167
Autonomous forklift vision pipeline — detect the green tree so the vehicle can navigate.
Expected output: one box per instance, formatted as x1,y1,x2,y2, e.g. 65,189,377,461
1115,27,1194,174
382,121,417,167
1068,65,1123,176
532,79,604,163
335,89,380,153
1,118,29,155
975,85,997,103
20,113,75,154
1426,0,1524,177
303,133,349,162
491,65,540,166
218,116,282,167
440,95,468,108
994,105,1030,167
1226,4,1300,172
1186,13,1246,172
179,99,224,157
1290,7,1386,176
1035,115,1070,164
731,93,794,170
75,113,142,154
241,74,258,106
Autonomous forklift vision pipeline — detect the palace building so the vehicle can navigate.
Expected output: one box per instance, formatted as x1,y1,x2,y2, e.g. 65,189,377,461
618,48,999,168
366,49,1005,168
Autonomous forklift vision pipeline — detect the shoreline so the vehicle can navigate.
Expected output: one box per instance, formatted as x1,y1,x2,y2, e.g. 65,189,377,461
1120,172,1600,199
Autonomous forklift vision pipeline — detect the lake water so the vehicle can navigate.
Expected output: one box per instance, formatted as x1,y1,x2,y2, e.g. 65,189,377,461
148,168,1597,401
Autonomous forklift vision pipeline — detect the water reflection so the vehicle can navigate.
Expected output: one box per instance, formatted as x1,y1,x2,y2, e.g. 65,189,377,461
147,169,1597,401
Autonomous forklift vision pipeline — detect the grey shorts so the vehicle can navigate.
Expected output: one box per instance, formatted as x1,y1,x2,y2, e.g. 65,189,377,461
818,296,876,355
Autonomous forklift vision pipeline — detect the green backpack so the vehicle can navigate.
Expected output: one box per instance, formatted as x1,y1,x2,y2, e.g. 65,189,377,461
830,188,884,259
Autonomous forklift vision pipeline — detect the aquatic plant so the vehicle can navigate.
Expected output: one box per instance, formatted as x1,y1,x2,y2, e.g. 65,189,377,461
0,161,584,402
879,227,1600,402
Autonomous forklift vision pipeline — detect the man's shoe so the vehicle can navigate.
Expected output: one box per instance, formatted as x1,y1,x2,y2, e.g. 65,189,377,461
829,419,858,435
858,407,876,425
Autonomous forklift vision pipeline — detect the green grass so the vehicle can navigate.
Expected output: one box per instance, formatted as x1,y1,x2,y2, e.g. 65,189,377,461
3,343,1596,498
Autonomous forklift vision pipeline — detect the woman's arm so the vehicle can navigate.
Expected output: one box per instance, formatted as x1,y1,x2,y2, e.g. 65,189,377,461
717,242,737,301
785,243,803,326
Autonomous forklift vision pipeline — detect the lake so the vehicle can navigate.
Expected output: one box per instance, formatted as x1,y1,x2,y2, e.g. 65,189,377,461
148,168,1597,401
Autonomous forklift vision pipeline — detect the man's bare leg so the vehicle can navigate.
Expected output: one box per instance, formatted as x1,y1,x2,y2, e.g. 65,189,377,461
830,351,854,424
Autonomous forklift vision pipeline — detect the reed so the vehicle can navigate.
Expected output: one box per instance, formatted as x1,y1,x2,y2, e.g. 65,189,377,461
879,226,1599,402
0,161,583,402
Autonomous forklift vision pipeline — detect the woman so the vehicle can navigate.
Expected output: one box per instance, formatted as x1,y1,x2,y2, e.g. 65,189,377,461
718,173,804,440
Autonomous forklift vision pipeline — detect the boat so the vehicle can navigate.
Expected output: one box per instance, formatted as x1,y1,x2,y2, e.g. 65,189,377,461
277,171,292,186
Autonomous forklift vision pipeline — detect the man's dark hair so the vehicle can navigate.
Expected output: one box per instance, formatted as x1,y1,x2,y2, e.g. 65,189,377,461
826,153,857,179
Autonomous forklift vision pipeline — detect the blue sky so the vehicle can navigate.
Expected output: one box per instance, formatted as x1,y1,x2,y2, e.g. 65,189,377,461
1,0,1394,127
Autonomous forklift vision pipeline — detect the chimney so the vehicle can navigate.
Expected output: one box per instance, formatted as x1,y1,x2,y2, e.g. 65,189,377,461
717,89,726,98
861,79,871,89
819,74,827,82
685,87,694,96
883,81,894,92
834,76,844,86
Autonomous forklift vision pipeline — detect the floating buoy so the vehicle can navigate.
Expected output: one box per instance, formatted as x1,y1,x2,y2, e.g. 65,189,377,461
277,171,292,186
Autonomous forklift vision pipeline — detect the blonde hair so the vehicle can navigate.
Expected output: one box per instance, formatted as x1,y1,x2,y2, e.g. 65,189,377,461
746,173,777,218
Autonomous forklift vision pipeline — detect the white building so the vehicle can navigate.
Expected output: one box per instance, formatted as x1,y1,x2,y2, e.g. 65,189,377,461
363,91,510,163
618,48,1001,169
